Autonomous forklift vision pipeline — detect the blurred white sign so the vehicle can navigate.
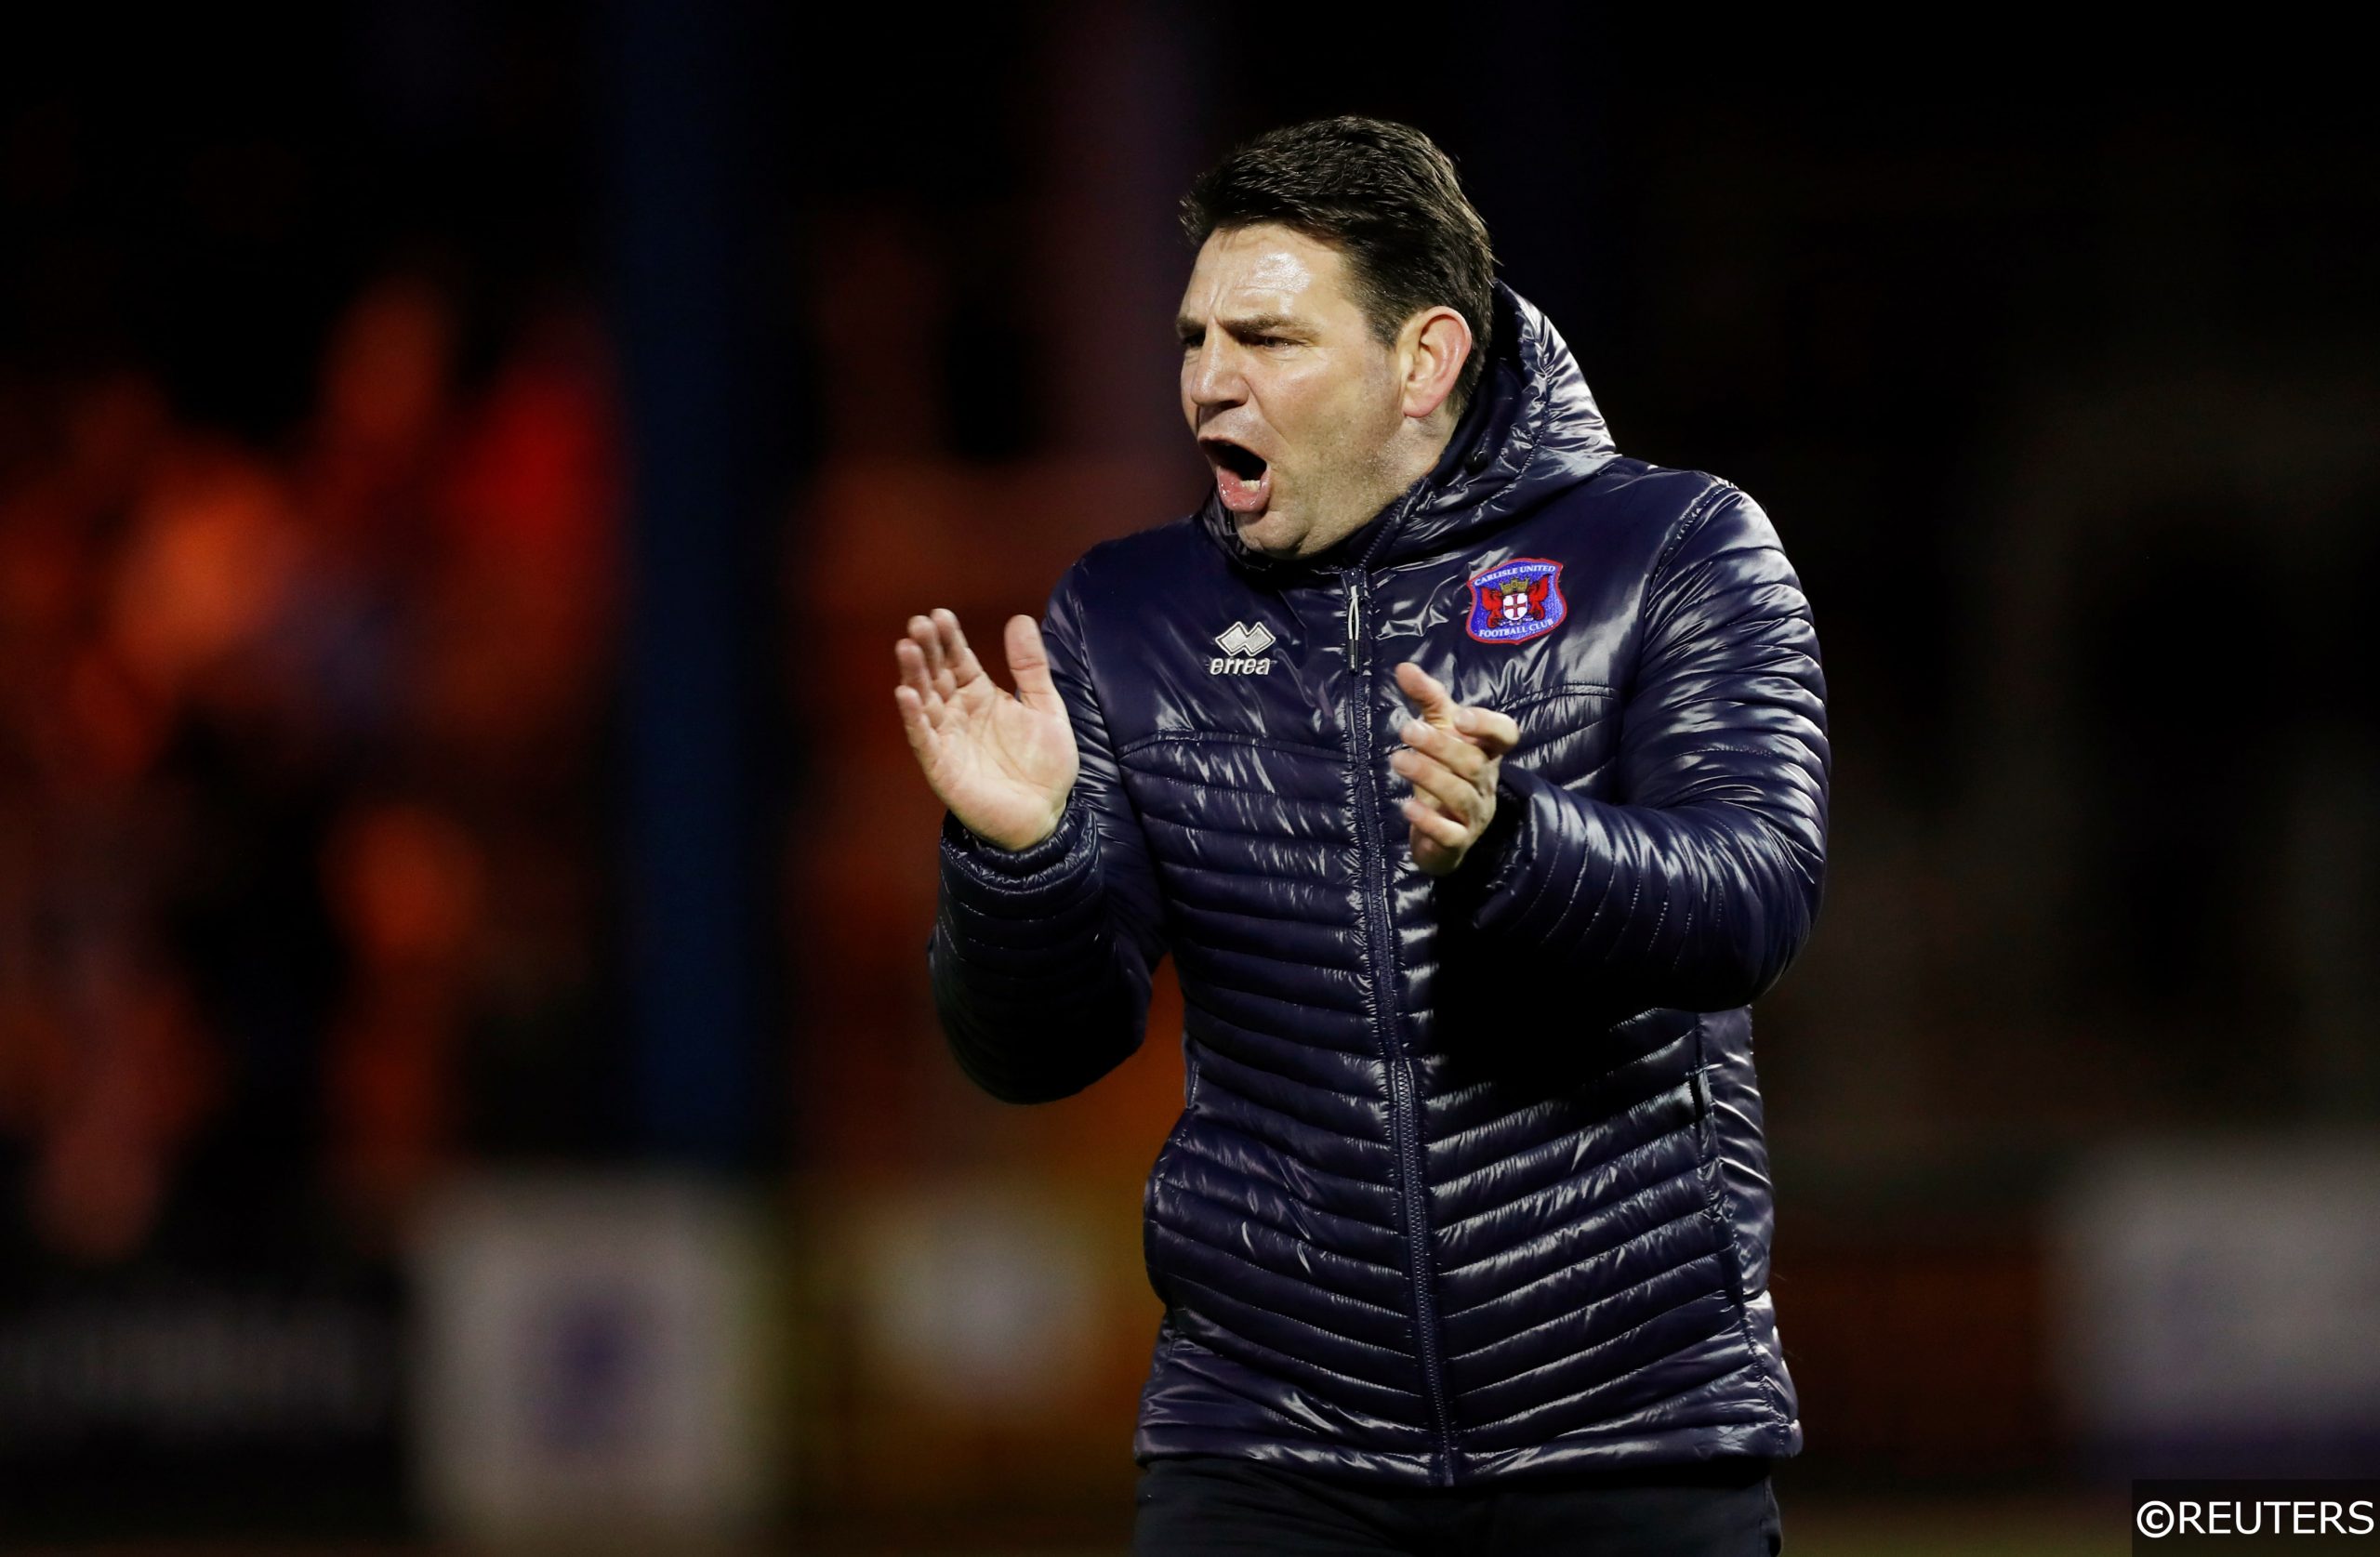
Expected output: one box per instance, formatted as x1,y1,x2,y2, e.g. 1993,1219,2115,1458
852,1181,1099,1410
409,1174,771,1540
2053,1139,2380,1470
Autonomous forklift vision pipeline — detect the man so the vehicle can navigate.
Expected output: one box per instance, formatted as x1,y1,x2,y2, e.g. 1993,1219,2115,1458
893,117,1826,1556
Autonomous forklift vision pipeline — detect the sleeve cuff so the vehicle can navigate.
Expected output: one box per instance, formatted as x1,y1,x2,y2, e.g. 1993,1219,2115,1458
1465,766,1536,899
939,790,1091,886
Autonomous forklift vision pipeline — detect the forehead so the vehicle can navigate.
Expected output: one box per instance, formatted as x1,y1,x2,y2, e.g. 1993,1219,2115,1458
1178,223,1364,323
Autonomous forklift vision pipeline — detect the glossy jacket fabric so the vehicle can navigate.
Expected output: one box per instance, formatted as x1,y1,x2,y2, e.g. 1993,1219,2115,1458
928,283,1829,1487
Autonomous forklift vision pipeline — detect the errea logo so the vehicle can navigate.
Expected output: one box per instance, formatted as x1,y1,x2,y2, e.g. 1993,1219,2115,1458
1210,621,1276,675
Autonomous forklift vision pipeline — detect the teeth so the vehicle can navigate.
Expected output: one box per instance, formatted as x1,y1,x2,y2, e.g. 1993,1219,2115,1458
1204,440,1265,482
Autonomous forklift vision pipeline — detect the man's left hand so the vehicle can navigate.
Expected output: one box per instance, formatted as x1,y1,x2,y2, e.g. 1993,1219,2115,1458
1390,662,1522,877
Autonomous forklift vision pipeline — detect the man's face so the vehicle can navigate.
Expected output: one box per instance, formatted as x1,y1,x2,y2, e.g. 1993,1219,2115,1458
1177,223,1409,560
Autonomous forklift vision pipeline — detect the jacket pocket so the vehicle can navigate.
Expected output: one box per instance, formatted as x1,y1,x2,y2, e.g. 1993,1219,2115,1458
1688,1063,1718,1156
1686,1023,1749,1303
1496,685,1620,795
1143,1111,1193,1310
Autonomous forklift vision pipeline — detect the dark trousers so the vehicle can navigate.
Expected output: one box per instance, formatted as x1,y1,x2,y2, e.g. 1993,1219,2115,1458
1132,1453,1782,1557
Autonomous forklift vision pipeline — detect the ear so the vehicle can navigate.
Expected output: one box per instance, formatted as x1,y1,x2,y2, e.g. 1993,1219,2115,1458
1396,306,1473,421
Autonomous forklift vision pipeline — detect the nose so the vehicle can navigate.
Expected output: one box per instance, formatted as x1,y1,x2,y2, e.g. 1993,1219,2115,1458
1183,333,1245,419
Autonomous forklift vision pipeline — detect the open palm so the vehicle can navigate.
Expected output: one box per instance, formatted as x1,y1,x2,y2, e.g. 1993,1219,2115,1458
893,608,1078,851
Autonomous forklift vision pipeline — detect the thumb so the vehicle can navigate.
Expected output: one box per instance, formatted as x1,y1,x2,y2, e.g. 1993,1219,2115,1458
1006,614,1064,716
1395,662,1459,726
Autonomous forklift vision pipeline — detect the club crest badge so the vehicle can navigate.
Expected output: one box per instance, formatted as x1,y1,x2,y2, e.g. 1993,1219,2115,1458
1464,558,1567,645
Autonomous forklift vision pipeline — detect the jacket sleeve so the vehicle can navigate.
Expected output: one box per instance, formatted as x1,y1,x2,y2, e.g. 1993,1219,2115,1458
1462,485,1830,1013
927,562,1170,1102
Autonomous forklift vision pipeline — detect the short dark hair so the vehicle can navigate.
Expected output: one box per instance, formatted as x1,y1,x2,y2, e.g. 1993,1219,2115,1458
1181,116,1497,410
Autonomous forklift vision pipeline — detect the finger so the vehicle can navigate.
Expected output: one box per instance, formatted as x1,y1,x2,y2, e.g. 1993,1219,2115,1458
1453,704,1523,757
1005,614,1064,717
909,614,949,690
1401,796,1469,847
1398,717,1484,779
1390,747,1480,824
894,638,942,720
892,684,939,762
1394,662,1460,726
933,607,987,689
917,614,960,699
894,638,932,707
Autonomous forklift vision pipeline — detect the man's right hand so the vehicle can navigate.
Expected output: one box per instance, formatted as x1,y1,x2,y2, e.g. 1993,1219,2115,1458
893,608,1079,851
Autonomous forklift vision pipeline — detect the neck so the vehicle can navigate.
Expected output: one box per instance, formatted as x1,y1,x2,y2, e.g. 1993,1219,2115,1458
1289,403,1461,560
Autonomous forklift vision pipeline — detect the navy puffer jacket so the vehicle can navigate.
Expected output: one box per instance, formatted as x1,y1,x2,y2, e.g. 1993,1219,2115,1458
929,283,1828,1487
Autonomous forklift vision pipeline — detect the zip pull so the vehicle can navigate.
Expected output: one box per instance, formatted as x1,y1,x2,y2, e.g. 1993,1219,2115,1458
1344,577,1362,661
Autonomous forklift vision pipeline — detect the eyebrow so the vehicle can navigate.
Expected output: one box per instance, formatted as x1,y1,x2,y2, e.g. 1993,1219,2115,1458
1175,312,1305,342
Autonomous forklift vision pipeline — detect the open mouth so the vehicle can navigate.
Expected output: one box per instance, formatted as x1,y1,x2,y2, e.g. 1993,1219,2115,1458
1200,437,1272,515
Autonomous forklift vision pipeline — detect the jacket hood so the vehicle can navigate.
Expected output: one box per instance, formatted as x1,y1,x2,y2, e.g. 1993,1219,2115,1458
1197,281,1620,575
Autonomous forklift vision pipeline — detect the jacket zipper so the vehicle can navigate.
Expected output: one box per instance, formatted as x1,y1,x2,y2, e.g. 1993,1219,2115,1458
1342,567,1458,1484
